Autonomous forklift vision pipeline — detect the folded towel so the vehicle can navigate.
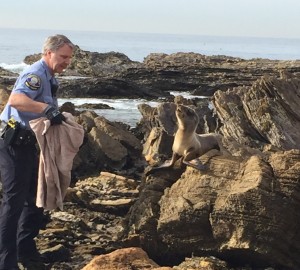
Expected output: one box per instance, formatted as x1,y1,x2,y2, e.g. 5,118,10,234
30,112,84,210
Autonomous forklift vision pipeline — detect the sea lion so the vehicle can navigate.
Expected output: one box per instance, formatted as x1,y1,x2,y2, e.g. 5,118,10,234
147,104,224,173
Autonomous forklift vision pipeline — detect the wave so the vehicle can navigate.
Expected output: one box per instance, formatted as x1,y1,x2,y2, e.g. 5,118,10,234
58,97,160,126
58,93,207,127
58,97,159,108
0,62,28,74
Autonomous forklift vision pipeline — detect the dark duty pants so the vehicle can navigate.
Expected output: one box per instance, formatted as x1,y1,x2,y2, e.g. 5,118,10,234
0,139,43,270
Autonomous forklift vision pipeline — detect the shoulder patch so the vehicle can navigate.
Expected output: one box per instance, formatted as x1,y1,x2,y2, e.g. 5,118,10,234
25,74,41,90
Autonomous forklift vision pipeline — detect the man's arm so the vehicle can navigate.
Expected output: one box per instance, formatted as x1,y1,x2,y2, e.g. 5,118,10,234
8,93,48,113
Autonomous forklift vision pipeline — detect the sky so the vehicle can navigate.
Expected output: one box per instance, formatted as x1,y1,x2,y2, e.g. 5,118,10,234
0,0,300,39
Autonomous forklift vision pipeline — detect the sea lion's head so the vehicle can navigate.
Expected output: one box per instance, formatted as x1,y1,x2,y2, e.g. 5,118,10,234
176,105,199,130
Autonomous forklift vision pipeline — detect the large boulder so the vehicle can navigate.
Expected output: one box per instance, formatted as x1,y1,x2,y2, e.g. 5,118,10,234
82,247,163,270
74,110,144,177
124,149,300,269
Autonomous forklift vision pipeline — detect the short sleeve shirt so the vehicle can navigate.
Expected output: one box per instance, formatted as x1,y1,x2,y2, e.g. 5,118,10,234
0,59,58,128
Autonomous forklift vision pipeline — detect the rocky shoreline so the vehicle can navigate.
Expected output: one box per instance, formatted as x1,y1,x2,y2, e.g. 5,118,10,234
1,47,300,269
2,46,300,100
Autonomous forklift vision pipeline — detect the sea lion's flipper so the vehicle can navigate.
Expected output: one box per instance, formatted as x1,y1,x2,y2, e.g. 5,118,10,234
183,158,208,171
154,160,173,169
145,153,181,176
145,160,173,176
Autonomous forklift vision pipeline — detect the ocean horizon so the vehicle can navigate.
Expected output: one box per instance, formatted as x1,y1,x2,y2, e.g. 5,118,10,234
1,27,300,74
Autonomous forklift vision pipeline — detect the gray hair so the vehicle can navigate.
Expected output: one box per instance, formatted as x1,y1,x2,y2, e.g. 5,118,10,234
42,34,75,55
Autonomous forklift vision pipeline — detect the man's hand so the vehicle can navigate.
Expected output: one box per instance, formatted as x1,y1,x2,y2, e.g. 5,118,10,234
44,105,65,125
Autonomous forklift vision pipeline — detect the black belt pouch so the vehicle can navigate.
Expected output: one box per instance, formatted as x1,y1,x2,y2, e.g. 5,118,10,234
0,121,21,146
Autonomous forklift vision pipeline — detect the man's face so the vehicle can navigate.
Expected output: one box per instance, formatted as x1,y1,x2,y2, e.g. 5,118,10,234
46,44,73,74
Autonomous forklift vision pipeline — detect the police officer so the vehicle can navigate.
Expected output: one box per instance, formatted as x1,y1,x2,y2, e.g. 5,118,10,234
0,34,74,269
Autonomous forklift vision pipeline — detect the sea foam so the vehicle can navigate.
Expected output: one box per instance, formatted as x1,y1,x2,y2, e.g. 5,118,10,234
0,62,28,74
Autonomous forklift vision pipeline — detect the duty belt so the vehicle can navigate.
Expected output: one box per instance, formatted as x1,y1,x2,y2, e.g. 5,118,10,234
0,119,36,146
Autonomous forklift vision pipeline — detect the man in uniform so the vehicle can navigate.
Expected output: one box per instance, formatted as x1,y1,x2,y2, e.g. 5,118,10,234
0,34,75,270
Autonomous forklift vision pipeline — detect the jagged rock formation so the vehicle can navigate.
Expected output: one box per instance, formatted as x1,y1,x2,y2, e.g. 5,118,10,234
122,73,300,269
73,110,144,178
214,73,300,150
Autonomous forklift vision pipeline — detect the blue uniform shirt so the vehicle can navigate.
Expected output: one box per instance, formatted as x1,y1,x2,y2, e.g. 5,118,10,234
0,59,58,129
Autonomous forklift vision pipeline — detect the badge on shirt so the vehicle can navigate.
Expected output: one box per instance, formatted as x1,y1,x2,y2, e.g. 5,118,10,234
25,74,41,90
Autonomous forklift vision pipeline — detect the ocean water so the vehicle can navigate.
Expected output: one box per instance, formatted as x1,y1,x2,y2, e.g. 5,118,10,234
1,28,300,70
1,28,299,126
58,92,202,126
58,97,160,126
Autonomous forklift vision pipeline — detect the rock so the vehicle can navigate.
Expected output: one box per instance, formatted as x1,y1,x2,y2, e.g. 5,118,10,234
74,111,144,176
41,244,71,263
77,103,114,110
35,170,141,269
143,127,173,165
60,101,78,115
142,52,300,95
20,48,300,100
135,103,159,141
156,102,177,135
65,171,139,214
122,73,300,269
174,256,229,270
88,126,128,170
57,76,168,99
0,87,10,112
141,73,300,163
124,150,300,269
23,48,141,77
23,53,41,64
68,47,142,77
77,110,99,132
81,247,163,270
122,167,185,260
213,73,300,151
94,116,142,152
0,66,18,77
